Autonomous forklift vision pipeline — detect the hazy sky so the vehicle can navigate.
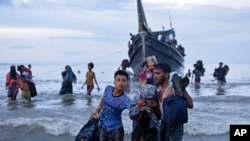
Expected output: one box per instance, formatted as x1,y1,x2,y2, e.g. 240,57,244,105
0,0,250,66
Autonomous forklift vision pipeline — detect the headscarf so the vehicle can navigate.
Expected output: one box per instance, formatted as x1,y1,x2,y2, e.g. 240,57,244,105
131,84,160,128
10,65,17,80
64,66,74,81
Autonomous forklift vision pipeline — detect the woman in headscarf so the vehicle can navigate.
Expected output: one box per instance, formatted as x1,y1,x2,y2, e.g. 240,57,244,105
129,84,161,141
59,65,77,95
6,65,20,100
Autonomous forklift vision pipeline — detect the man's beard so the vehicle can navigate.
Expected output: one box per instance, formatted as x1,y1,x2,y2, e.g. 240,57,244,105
155,77,166,85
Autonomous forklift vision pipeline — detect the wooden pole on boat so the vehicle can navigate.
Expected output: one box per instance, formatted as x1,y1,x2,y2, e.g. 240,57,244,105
137,0,148,60
141,32,146,60
169,11,173,29
137,0,148,32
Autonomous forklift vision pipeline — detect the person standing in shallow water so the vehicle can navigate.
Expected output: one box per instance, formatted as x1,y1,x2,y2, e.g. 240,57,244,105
185,69,191,78
91,70,131,141
153,63,193,141
59,65,77,95
214,62,228,89
19,74,31,102
191,64,202,89
6,65,20,100
81,62,100,95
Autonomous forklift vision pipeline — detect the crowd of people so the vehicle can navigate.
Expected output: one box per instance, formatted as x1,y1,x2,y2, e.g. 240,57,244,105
5,64,34,101
87,61,194,141
184,61,229,90
5,62,101,101
5,60,230,141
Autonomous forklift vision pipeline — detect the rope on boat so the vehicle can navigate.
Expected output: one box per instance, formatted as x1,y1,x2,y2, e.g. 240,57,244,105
33,49,126,78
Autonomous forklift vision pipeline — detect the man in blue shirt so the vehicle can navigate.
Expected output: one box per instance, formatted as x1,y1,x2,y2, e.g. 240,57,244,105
92,70,131,141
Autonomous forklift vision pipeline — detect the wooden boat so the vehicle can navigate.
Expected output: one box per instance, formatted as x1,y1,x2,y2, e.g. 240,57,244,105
128,0,185,77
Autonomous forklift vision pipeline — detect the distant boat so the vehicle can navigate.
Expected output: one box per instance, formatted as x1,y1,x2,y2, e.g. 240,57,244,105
128,0,185,77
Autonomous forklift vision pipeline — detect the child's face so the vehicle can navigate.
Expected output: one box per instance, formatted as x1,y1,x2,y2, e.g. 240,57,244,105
114,75,128,91
88,65,92,70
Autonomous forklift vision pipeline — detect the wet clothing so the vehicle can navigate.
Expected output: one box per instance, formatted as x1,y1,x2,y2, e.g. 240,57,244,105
20,78,31,101
7,85,19,99
59,68,76,95
158,85,184,141
192,69,201,83
99,127,124,141
87,85,94,95
59,81,73,95
22,91,31,101
6,71,20,100
160,122,183,141
129,84,161,141
99,85,131,141
216,67,226,83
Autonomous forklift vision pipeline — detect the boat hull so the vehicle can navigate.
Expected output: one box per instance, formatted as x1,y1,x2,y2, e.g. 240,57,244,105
128,33,185,77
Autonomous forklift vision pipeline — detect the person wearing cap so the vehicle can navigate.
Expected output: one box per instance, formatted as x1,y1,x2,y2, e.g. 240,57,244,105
6,65,20,100
153,62,193,141
129,84,161,141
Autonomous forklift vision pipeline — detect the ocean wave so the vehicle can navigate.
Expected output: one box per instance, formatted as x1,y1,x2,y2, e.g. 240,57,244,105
0,117,81,136
1,115,244,137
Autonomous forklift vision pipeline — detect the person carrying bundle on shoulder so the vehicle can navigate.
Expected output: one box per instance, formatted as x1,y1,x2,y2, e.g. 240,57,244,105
214,62,229,89
59,65,77,95
153,62,193,141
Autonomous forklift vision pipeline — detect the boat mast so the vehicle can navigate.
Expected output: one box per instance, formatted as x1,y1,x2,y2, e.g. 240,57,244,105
168,11,173,29
137,0,148,61
168,11,175,46
137,0,148,32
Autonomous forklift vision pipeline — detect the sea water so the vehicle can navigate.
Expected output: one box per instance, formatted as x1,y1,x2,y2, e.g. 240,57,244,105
0,63,250,141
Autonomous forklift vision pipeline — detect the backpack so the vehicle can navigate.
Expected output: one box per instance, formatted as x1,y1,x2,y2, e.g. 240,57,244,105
213,68,218,78
223,65,230,76
162,89,188,125
27,81,37,97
